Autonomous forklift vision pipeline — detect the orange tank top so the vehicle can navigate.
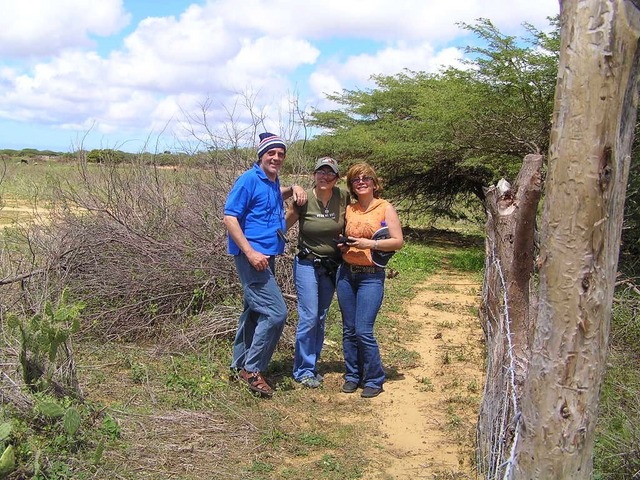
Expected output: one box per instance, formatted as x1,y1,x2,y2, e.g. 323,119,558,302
342,198,389,266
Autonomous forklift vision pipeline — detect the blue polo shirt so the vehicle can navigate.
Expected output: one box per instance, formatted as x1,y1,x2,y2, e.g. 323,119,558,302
224,163,286,256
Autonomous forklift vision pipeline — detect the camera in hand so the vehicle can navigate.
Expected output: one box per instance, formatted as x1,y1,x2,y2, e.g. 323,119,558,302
334,235,354,245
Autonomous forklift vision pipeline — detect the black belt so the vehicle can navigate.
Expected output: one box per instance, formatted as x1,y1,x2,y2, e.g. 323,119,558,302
298,252,341,273
344,263,383,274
299,252,339,263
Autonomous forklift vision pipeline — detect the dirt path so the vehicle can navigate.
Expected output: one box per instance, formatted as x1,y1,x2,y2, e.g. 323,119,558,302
364,270,484,478
0,205,38,228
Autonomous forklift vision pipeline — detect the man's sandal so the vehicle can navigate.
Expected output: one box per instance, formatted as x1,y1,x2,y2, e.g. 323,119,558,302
239,369,274,398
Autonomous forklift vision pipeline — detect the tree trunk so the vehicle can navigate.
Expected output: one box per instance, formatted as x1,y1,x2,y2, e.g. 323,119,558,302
477,154,543,478
511,1,640,478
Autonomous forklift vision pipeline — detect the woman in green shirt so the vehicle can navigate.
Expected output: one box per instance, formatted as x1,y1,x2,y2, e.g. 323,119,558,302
286,157,350,388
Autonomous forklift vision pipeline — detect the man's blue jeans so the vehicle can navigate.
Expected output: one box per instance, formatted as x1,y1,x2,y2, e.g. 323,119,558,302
336,266,386,388
292,256,336,381
230,253,287,373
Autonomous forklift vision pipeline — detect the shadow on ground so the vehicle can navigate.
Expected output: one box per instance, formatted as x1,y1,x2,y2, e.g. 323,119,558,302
404,226,484,249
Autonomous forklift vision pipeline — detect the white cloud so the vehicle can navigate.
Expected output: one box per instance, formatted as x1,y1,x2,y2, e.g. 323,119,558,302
0,0,130,57
309,72,343,102
123,7,238,65
0,0,560,151
228,36,319,75
205,0,558,42
309,43,466,110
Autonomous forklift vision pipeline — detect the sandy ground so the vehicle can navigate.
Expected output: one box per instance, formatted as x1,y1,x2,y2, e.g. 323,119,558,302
0,205,39,228
362,270,484,479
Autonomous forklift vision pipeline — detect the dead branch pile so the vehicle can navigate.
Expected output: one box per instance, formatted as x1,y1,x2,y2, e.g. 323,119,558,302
0,158,298,344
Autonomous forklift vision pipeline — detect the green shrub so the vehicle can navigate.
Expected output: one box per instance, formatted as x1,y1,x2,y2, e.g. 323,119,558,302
8,290,83,395
446,248,484,273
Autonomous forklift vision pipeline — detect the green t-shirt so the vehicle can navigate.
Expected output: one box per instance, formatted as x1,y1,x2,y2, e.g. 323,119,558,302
294,186,350,258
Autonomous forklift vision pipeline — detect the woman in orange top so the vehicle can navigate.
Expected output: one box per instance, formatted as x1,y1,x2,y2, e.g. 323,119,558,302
336,162,403,398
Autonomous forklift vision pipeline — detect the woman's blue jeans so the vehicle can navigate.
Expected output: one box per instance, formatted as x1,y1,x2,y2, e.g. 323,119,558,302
230,253,287,373
336,265,386,388
293,256,336,381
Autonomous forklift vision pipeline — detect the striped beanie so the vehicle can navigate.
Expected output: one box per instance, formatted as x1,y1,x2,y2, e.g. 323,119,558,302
257,132,287,159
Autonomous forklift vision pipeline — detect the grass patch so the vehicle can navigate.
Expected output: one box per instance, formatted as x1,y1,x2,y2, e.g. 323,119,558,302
297,431,336,448
429,283,459,293
467,379,480,394
437,320,456,329
418,376,435,392
594,285,640,479
385,347,421,370
387,242,442,278
0,161,81,201
445,248,484,273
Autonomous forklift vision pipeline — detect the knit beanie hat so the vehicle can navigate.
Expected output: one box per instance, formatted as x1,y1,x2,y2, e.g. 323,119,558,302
257,132,287,159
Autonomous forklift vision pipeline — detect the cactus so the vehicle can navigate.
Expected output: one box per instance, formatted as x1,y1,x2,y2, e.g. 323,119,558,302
0,444,15,477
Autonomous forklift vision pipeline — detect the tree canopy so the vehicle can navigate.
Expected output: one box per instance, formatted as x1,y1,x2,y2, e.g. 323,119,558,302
308,18,560,216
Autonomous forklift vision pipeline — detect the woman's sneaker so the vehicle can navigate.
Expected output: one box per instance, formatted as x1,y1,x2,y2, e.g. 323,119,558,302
300,376,322,388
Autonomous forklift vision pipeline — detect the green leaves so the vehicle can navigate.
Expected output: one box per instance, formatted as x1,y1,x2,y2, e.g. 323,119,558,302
0,423,11,443
36,399,82,437
308,17,560,218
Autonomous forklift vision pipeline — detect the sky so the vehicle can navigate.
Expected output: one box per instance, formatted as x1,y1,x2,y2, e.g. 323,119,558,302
0,0,560,154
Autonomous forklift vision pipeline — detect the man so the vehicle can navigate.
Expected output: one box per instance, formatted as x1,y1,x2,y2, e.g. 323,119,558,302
223,132,306,397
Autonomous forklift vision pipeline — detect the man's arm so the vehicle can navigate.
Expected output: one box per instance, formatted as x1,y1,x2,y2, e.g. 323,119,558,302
285,202,300,231
223,215,270,271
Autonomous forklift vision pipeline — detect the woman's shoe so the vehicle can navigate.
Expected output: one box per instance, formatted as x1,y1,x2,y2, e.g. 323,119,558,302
360,386,383,398
341,381,358,393
300,376,322,388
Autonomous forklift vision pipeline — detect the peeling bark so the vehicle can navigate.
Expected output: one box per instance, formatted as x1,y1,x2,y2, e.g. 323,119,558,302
511,1,640,478
477,154,543,477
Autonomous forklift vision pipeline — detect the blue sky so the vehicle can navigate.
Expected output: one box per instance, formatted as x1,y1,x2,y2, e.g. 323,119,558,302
0,0,559,153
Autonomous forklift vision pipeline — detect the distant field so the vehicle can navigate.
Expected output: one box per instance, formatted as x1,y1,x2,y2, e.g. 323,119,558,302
0,160,78,228
0,197,43,228
0,158,224,229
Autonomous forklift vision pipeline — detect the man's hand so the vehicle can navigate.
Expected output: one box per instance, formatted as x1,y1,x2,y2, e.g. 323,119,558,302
246,250,270,271
291,185,307,206
224,214,270,272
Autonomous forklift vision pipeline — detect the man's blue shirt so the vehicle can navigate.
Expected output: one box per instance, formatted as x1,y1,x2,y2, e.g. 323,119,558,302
224,163,286,256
